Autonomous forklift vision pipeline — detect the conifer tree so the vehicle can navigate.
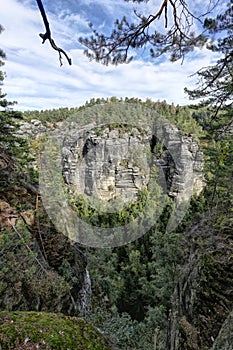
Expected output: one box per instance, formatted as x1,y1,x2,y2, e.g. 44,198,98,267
79,0,223,65
185,3,232,128
0,25,23,155
184,3,233,218
0,25,29,197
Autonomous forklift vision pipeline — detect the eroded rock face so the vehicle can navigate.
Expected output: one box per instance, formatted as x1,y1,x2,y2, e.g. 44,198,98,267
16,119,47,137
165,215,233,350
153,123,204,203
60,122,204,207
17,118,204,206
212,311,233,350
62,124,151,203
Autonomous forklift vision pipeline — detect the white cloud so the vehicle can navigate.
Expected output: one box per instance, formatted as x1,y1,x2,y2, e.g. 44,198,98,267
1,0,222,111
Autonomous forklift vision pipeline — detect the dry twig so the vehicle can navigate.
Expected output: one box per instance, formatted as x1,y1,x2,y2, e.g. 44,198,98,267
36,0,72,66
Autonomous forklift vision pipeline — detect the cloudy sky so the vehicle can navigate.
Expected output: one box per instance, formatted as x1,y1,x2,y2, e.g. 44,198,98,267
1,0,223,111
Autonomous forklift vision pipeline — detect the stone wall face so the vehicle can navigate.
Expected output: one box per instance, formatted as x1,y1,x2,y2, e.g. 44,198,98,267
153,123,204,203
17,118,205,205
16,119,48,137
62,124,151,203
165,215,233,350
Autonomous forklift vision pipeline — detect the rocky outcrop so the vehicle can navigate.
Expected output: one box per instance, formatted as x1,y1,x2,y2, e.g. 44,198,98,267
62,124,151,203
17,118,204,206
0,311,111,350
16,119,48,137
166,215,233,350
151,122,205,232
153,122,204,202
48,121,204,209
211,311,233,350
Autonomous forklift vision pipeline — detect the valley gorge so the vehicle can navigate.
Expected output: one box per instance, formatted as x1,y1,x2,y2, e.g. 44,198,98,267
0,100,232,349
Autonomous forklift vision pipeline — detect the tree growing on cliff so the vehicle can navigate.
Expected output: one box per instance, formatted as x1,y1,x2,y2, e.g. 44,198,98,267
0,25,32,201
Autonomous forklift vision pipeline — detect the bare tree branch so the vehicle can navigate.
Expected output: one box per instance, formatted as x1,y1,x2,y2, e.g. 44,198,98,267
35,0,72,66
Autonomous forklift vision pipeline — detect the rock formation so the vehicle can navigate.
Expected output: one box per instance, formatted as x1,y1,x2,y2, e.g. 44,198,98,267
166,215,233,350
22,119,203,209
17,117,204,206
62,124,151,203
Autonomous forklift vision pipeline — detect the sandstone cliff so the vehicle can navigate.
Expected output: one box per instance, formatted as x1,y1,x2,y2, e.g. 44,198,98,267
166,214,233,350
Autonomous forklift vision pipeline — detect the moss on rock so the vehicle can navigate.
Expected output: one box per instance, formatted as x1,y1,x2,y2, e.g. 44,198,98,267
0,311,111,350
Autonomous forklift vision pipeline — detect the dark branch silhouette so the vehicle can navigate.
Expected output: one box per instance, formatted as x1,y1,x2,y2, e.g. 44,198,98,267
36,0,72,66
79,0,221,65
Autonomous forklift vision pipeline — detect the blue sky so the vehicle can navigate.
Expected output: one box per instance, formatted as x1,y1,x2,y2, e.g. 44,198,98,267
1,0,223,111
